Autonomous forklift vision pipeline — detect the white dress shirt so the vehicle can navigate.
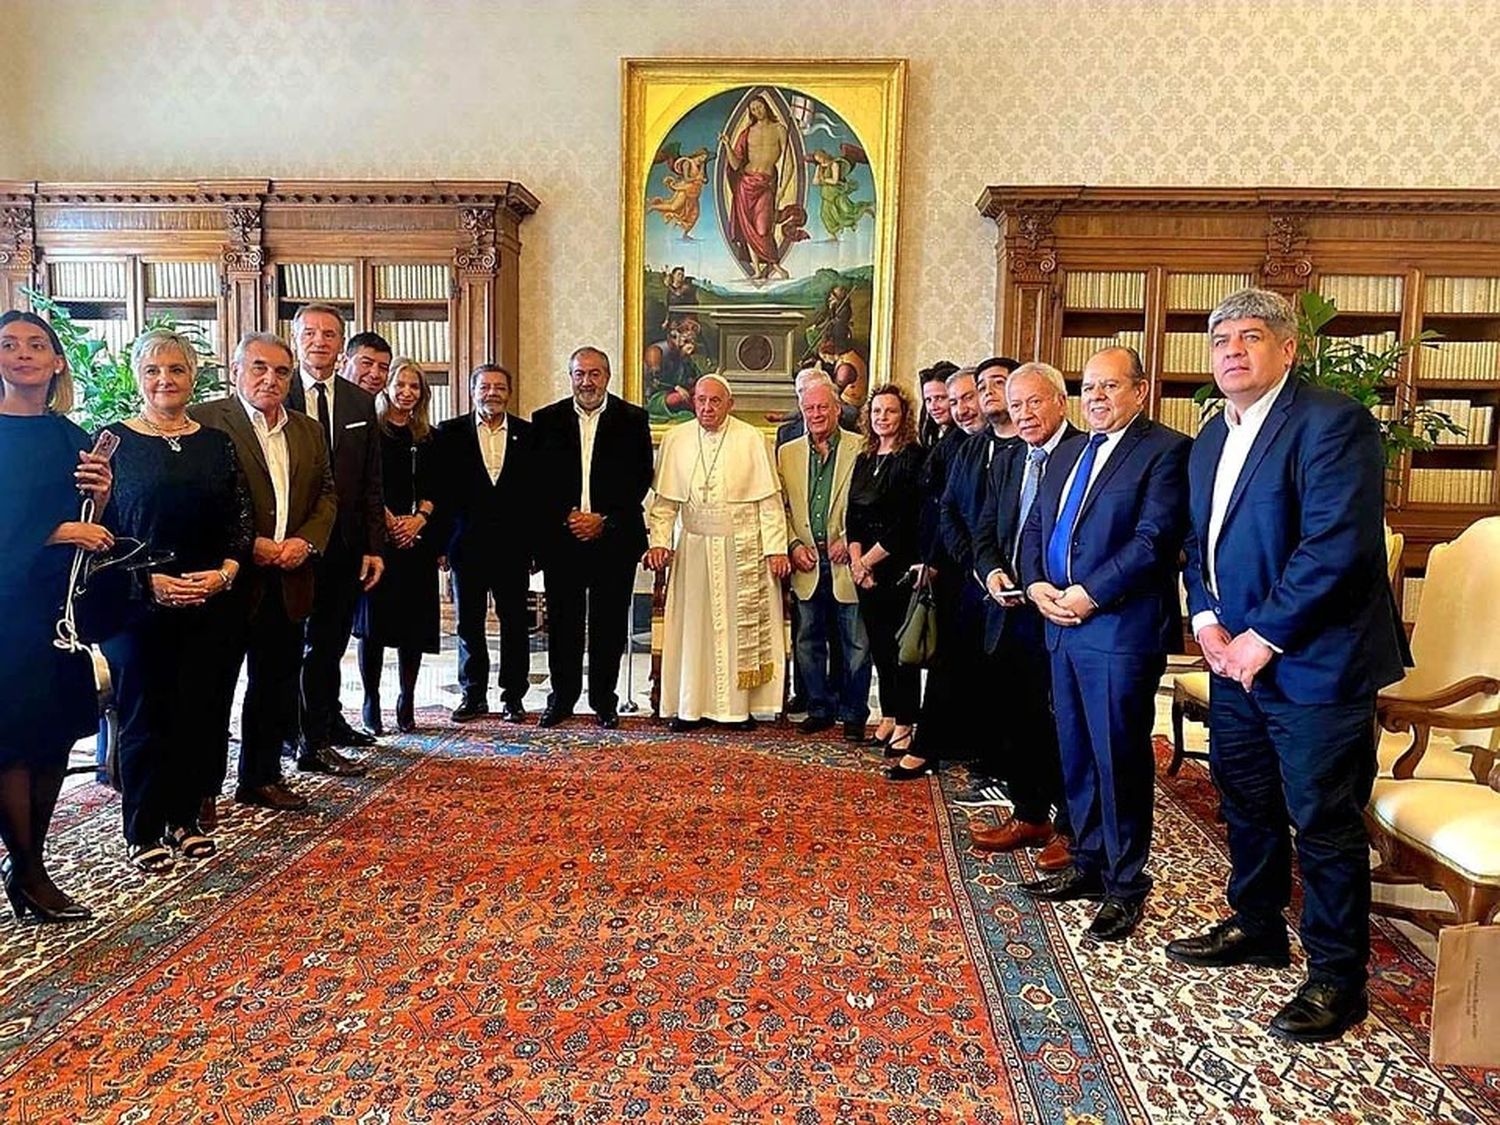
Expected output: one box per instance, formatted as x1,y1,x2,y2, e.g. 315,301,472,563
575,395,607,513
239,395,291,542
1052,416,1133,520
475,412,507,484
985,421,1070,586
1191,373,1290,648
302,370,338,435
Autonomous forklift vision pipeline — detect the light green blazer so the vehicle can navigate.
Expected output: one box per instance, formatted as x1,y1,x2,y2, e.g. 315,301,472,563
777,428,860,604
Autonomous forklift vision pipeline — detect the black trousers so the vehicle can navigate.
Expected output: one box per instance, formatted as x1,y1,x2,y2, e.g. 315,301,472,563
913,571,983,760
301,543,362,745
104,603,223,844
856,574,920,724
229,591,304,790
1209,682,1378,988
452,555,530,706
994,609,1070,833
543,546,635,715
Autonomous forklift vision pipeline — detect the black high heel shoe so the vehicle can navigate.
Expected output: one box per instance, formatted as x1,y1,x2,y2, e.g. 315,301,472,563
3,875,93,924
884,735,937,781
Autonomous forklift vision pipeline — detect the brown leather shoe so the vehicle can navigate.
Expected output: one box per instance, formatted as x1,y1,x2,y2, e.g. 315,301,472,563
971,817,1054,853
198,796,218,833
235,781,310,811
1035,833,1073,872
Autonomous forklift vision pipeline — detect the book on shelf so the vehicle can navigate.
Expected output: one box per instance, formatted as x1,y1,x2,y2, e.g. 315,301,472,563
1406,467,1497,505
145,261,219,301
1163,332,1211,374
1326,330,1397,354
1059,329,1146,373
1317,275,1403,314
1418,399,1494,445
1163,272,1253,311
1424,276,1500,315
49,260,128,301
373,320,451,364
1401,577,1423,625
280,263,355,301
373,264,450,301
1421,339,1500,381
1063,271,1146,310
1156,395,1206,438
428,385,455,426
1065,395,1084,429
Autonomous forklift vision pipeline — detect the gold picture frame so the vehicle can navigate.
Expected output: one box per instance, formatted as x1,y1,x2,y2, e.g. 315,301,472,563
621,57,907,434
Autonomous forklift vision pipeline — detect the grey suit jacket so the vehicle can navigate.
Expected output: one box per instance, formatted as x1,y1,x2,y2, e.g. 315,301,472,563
191,395,336,621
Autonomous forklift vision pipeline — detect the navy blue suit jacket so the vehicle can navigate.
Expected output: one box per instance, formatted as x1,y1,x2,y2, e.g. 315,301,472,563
1020,414,1190,655
1182,379,1405,704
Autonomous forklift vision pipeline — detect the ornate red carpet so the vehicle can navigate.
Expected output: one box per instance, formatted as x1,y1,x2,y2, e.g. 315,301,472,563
0,723,1495,1124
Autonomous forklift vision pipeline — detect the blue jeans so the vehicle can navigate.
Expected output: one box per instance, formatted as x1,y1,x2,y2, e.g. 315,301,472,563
794,556,871,724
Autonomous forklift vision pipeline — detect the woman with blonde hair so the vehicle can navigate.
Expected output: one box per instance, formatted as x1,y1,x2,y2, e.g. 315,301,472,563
0,310,114,920
100,328,252,870
845,382,927,774
354,357,440,733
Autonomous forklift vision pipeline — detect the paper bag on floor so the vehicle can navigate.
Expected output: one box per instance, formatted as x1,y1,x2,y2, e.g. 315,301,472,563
1431,922,1500,1068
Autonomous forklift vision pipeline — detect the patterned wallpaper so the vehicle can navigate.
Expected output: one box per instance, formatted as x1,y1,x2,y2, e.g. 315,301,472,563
6,0,1500,412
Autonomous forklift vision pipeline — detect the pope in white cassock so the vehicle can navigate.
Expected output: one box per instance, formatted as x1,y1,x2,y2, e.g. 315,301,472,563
644,374,792,729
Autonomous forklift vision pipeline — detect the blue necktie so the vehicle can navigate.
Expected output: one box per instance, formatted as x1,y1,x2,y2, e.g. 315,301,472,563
1046,433,1107,585
1012,446,1047,569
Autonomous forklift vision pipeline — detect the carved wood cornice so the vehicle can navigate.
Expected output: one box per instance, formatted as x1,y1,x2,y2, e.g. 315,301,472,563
0,203,35,270
1002,205,1060,284
33,182,267,207
1262,213,1313,281
265,181,540,218
222,203,264,274
978,185,1500,219
455,206,499,273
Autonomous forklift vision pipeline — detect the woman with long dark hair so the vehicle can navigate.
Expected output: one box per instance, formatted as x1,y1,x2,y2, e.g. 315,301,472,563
846,383,927,774
354,357,440,733
0,310,114,922
100,329,252,871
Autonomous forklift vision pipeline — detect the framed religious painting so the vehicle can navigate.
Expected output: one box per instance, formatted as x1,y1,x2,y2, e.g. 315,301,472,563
622,57,907,433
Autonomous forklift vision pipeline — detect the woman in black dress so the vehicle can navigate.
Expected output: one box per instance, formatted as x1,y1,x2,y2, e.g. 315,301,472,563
101,329,252,872
845,383,927,775
354,357,440,734
0,310,114,923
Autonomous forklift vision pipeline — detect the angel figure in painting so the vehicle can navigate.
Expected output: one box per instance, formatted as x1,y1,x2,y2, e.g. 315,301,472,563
719,95,807,280
807,145,876,240
647,145,713,238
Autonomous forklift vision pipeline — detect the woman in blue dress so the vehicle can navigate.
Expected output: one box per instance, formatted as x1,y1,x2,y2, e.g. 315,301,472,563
0,310,114,924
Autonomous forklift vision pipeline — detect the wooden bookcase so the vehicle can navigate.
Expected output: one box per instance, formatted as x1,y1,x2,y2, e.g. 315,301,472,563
977,187,1500,620
0,180,539,423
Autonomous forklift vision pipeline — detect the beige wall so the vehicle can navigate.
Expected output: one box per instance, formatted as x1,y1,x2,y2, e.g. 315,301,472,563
6,0,1500,412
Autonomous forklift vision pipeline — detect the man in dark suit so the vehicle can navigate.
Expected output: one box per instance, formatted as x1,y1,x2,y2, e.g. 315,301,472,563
434,363,536,723
531,347,654,728
971,362,1077,868
932,356,1018,788
192,333,336,811
285,307,386,775
1167,288,1406,1043
1018,346,1190,943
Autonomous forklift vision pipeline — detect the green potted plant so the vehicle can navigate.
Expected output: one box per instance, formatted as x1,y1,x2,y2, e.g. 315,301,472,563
22,286,223,432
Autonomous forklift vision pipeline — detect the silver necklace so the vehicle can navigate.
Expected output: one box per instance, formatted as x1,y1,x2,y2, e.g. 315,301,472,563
140,414,193,453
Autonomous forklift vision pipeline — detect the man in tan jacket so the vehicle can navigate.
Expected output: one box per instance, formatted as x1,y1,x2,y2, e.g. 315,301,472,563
777,378,870,740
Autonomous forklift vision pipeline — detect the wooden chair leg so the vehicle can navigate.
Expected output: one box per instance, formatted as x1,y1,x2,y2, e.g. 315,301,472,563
1169,697,1186,776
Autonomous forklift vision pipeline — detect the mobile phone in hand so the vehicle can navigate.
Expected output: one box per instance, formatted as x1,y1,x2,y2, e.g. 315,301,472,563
89,429,120,463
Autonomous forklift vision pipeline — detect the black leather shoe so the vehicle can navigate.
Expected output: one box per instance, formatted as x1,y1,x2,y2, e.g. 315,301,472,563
597,711,620,730
1020,868,1105,902
501,703,529,723
538,708,571,729
668,717,702,732
331,722,377,748
798,715,835,734
1166,918,1291,969
1087,897,1145,941
1269,980,1369,1043
297,744,368,777
843,721,867,744
234,781,310,811
3,876,92,924
451,700,489,723
725,717,757,732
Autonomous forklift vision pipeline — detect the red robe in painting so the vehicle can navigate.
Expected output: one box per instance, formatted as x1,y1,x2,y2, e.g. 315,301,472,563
727,130,779,267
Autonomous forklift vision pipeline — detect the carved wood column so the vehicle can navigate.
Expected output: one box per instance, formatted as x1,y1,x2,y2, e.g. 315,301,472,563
0,200,37,313
221,203,265,356
453,205,499,414
1260,213,1314,297
997,207,1060,362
